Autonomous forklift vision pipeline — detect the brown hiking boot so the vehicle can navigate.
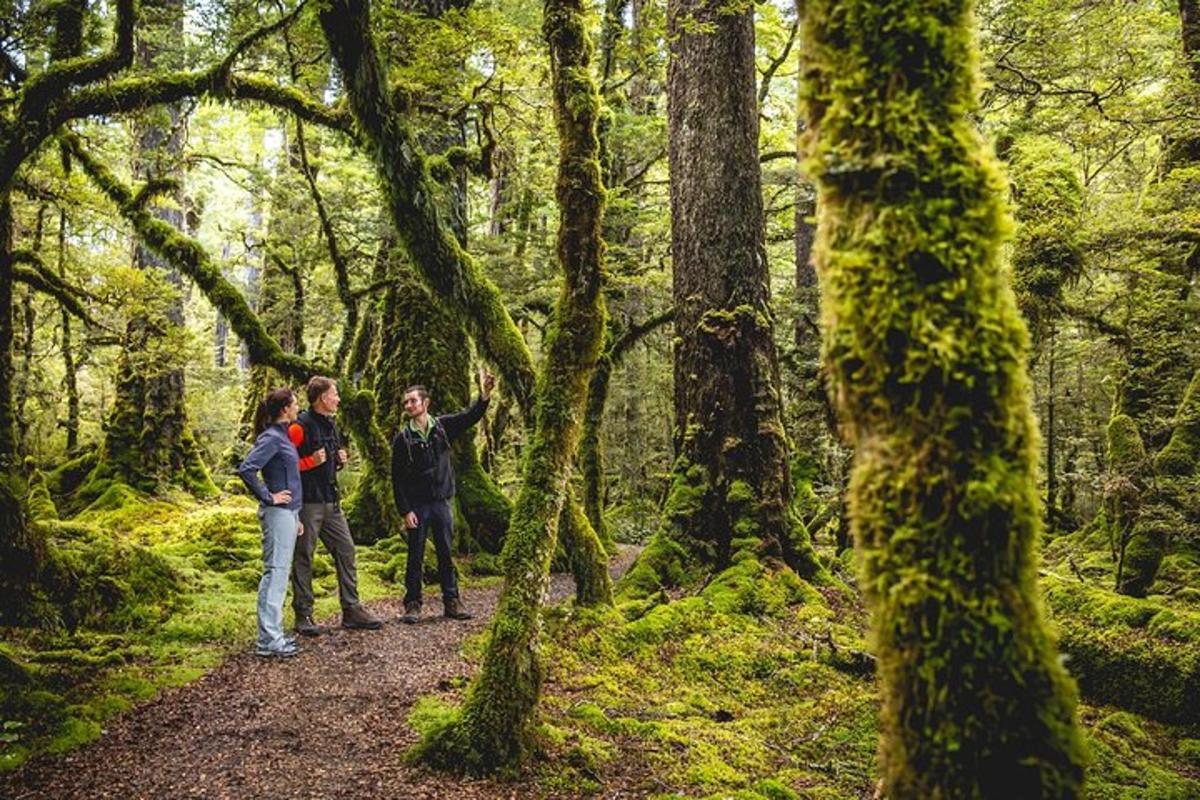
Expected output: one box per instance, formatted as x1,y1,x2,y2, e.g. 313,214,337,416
444,597,473,621
342,604,383,630
399,601,422,624
295,614,320,637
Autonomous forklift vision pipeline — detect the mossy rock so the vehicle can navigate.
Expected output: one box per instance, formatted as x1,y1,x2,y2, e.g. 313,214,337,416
41,521,184,631
44,450,99,506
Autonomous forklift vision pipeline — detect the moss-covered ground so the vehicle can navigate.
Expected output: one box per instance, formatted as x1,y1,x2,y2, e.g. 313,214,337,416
0,489,411,772
4,489,1198,796
404,534,1200,797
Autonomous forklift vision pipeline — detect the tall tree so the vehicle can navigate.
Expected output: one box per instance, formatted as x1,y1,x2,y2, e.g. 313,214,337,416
409,0,608,769
85,0,216,498
800,0,1087,795
654,0,818,578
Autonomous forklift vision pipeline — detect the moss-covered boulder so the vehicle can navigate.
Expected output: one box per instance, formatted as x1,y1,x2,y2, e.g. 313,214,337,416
1044,575,1200,725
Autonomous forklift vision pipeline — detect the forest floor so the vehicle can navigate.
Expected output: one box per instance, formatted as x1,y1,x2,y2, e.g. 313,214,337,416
0,548,643,800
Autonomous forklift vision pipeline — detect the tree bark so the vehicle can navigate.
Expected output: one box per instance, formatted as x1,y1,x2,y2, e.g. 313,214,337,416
58,212,79,451
800,1,1086,795
662,0,816,576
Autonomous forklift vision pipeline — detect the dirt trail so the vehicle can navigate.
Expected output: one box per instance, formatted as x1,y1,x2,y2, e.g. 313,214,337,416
1,549,639,800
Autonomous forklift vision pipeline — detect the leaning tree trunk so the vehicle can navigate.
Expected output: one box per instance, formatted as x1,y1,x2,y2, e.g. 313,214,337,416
652,0,818,582
800,1,1086,796
414,0,608,770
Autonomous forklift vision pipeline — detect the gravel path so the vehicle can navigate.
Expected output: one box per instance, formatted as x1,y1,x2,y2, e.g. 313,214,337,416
1,548,641,800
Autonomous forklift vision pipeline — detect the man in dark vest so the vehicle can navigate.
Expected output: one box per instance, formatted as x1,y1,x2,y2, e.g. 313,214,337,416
391,370,495,623
288,376,383,635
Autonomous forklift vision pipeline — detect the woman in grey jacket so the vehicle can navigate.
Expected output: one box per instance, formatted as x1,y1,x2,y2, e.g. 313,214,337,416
239,388,305,658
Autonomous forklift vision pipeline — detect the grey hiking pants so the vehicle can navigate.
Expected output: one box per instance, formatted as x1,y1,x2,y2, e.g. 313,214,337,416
292,502,360,616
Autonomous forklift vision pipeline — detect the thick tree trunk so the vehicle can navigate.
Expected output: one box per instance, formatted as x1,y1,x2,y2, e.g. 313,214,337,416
89,0,214,498
662,0,815,576
414,0,608,770
800,1,1086,795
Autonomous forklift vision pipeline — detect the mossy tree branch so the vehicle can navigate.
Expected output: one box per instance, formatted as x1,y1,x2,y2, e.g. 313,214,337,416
0,2,348,196
317,0,537,412
18,0,136,115
10,252,103,330
65,136,325,384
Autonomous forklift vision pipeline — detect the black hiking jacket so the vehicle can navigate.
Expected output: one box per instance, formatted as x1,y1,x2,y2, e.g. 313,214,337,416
390,397,489,515
289,409,345,504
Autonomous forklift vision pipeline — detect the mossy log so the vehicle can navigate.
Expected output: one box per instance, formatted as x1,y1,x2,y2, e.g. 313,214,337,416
1044,575,1200,725
800,0,1086,796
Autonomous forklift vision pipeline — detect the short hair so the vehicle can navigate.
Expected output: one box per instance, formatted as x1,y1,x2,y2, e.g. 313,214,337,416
306,375,336,406
403,384,429,401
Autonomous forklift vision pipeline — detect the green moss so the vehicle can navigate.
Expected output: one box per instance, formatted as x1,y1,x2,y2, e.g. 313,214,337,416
1043,575,1200,725
799,0,1087,794
44,449,98,504
24,460,58,523
1156,374,1200,477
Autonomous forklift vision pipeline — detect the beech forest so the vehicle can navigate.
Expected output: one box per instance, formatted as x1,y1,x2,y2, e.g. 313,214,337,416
0,0,1198,797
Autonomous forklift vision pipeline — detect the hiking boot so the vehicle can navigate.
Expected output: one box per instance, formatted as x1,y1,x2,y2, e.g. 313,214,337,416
255,641,300,658
400,601,422,624
342,604,383,630
444,597,473,621
295,614,320,637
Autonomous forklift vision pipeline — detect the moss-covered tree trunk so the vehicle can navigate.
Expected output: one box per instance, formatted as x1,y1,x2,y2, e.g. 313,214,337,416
87,0,215,500
659,0,817,576
363,254,511,550
0,193,44,624
414,0,608,769
317,0,610,599
800,1,1087,795
57,211,80,452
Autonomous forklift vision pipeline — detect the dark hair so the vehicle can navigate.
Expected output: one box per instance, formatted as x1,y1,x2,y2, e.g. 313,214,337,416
403,385,429,402
254,388,295,436
306,375,336,406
